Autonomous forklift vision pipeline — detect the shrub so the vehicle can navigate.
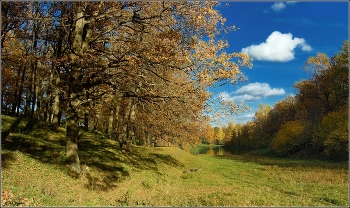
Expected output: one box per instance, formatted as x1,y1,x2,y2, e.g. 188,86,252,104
312,106,348,160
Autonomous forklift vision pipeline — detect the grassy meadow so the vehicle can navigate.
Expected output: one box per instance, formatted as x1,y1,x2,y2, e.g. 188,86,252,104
1,115,349,206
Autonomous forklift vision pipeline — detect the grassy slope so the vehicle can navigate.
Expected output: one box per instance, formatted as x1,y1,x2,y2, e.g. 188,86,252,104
1,115,348,206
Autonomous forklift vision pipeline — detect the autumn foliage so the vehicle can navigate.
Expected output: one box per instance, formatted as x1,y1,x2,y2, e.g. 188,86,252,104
313,106,348,160
1,2,253,172
224,41,348,161
271,121,309,157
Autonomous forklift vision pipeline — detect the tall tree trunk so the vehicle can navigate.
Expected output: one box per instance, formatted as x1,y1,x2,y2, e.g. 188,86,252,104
46,70,54,123
107,106,114,137
52,10,64,126
52,67,61,125
30,32,38,119
84,111,89,131
1,1,9,49
24,86,32,117
34,79,41,120
83,90,89,131
118,97,131,150
113,92,123,139
93,113,98,132
44,99,49,123
65,4,91,173
65,102,81,173
127,97,137,146
108,91,123,139
17,66,26,117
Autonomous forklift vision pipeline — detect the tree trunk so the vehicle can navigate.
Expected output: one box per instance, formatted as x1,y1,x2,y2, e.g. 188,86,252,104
83,90,89,131
84,111,89,131
65,106,81,173
24,86,31,117
52,10,64,126
30,53,38,119
113,93,123,139
128,97,137,147
44,99,49,122
34,79,41,120
107,106,114,137
17,66,26,117
118,89,136,150
65,4,90,173
108,91,123,139
93,114,98,132
52,83,60,126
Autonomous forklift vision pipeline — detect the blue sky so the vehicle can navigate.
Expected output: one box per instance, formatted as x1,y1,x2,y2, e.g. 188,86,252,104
209,1,348,125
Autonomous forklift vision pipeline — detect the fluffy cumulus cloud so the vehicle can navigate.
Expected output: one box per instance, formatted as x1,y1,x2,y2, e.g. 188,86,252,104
235,82,285,97
220,82,285,102
241,31,312,62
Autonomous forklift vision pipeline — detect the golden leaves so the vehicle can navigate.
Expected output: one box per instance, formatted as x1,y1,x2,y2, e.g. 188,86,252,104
303,53,331,76
2,1,254,148
1,190,33,206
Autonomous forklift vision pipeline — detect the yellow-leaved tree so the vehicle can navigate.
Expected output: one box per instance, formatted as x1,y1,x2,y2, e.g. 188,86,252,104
312,106,348,160
271,121,310,157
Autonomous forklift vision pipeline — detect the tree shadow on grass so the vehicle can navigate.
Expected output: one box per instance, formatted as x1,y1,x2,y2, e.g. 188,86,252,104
2,117,184,192
1,117,24,139
2,118,66,166
1,151,17,169
149,153,184,167
2,134,66,165
80,161,130,191
71,133,184,191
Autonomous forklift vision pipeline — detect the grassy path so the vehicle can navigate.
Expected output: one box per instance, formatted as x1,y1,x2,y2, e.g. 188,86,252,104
1,115,348,206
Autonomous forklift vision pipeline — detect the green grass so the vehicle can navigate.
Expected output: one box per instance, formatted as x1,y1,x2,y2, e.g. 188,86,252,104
1,115,349,206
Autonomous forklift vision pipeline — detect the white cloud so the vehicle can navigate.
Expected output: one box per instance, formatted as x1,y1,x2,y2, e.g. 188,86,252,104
220,82,285,103
301,44,312,51
271,2,286,12
235,82,285,97
271,2,297,12
241,31,312,62
232,94,262,102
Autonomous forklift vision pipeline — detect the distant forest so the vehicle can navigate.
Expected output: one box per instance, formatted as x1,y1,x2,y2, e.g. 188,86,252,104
204,41,348,161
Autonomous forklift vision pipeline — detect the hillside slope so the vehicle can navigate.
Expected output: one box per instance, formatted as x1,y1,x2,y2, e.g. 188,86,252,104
1,115,209,206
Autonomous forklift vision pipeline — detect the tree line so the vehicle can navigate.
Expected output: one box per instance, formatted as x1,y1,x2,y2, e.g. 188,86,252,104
1,1,252,173
221,41,348,161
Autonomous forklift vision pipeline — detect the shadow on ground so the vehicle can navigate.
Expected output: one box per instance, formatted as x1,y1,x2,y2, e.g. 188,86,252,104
2,116,184,192
78,132,184,191
1,151,17,169
2,117,66,165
